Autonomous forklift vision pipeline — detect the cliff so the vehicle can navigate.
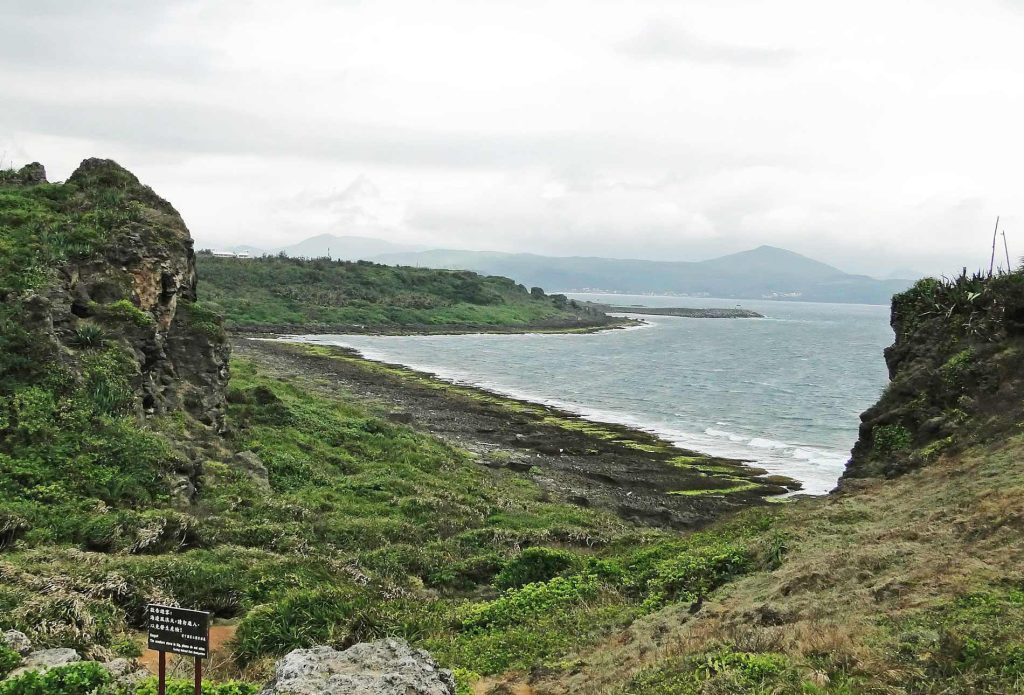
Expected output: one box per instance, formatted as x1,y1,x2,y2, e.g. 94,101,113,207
843,270,1024,481
1,158,229,431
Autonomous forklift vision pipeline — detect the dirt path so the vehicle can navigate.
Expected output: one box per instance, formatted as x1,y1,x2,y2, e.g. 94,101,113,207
234,338,796,530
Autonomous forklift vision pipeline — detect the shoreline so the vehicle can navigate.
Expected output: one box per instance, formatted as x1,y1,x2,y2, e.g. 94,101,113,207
284,330,845,494
226,315,642,337
235,338,803,531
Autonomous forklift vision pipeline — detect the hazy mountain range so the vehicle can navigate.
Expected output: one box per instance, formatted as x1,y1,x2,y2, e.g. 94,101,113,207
229,234,913,304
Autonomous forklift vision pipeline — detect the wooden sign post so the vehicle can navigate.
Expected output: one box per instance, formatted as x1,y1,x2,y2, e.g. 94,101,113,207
147,604,211,695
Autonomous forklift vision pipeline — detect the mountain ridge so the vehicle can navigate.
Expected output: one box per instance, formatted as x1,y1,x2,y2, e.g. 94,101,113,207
223,234,908,304
370,244,911,304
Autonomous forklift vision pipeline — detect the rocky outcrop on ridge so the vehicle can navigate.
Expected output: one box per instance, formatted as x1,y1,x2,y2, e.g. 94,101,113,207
7,158,230,431
843,270,1024,483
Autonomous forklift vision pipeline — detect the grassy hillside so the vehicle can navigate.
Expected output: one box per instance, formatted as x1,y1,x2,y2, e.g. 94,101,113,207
3,160,1022,695
0,161,775,693
195,253,614,332
514,434,1024,694
0,346,783,692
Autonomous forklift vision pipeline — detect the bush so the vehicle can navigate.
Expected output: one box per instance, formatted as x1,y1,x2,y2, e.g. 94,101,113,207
0,662,110,695
95,300,154,328
233,586,383,663
494,547,580,590
69,324,107,349
872,424,913,457
461,575,599,629
130,678,258,695
639,544,751,609
0,644,20,678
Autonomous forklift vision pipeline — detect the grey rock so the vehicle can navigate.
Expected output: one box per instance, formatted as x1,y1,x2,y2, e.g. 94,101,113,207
259,639,455,695
1,630,31,656
101,658,150,688
233,451,270,486
8,648,80,678
16,162,47,185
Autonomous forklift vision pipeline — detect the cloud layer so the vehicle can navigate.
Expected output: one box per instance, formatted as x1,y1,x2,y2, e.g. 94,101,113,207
2,0,1022,277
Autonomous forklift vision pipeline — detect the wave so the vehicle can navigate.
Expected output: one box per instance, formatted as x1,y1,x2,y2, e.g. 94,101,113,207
286,335,849,496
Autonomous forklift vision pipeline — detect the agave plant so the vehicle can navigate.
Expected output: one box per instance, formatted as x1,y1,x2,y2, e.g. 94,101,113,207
70,323,107,349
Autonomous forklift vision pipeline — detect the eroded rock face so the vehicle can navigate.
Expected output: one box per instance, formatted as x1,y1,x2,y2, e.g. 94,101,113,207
15,162,47,185
259,640,456,695
842,273,1024,484
27,158,230,431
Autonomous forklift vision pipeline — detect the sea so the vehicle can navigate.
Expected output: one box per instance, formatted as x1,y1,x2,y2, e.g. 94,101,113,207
290,293,894,494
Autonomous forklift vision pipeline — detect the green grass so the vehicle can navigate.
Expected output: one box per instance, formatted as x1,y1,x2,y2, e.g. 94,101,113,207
0,352,781,681
195,252,608,330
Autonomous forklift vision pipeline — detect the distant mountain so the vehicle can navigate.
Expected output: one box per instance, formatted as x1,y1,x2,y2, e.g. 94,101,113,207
231,234,419,260
370,245,913,305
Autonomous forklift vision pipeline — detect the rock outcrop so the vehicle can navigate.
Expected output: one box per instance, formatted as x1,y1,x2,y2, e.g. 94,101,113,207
259,639,456,695
11,158,230,432
1,630,31,656
842,271,1024,483
7,648,80,678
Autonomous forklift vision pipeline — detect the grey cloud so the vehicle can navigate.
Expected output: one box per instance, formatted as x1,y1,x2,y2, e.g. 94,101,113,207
619,19,796,65
0,0,216,76
0,93,793,173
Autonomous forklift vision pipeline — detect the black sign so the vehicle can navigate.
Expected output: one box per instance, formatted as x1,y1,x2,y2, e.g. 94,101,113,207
147,604,210,658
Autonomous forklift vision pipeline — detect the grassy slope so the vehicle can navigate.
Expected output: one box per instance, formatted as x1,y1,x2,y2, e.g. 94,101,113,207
196,253,612,331
0,353,785,692
520,437,1024,695
4,167,1022,694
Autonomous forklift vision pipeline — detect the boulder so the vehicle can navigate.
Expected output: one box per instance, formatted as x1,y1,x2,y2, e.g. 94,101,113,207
233,451,270,486
259,639,455,695
8,648,80,678
100,658,150,688
16,162,46,185
1,630,31,656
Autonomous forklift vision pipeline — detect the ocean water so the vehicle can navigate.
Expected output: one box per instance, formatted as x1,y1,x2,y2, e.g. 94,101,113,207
290,294,894,494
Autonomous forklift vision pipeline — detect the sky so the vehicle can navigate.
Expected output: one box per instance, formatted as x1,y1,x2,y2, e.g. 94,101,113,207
2,0,1023,278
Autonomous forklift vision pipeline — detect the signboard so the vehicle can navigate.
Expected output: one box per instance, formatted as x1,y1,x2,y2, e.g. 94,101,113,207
147,604,211,658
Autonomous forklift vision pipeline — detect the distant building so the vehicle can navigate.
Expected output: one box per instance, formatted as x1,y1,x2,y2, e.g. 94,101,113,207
210,250,251,259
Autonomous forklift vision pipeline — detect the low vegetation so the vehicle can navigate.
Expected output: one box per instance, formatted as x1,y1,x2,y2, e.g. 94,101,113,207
4,162,1022,694
0,353,785,690
196,253,611,332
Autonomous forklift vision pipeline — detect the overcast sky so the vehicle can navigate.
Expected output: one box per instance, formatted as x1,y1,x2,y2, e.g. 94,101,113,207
3,0,1022,277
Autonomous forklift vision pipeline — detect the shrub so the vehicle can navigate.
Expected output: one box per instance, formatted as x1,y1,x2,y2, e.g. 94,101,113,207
233,586,384,663
0,662,110,695
639,544,751,609
872,424,913,457
130,678,259,695
0,644,21,678
494,547,580,590
111,635,143,658
461,575,599,629
177,301,225,341
96,300,154,328
69,324,107,349
938,348,979,397
625,647,800,694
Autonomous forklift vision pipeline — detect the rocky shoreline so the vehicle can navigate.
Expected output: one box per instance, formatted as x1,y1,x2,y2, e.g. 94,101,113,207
601,306,764,319
226,314,640,337
235,338,801,530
